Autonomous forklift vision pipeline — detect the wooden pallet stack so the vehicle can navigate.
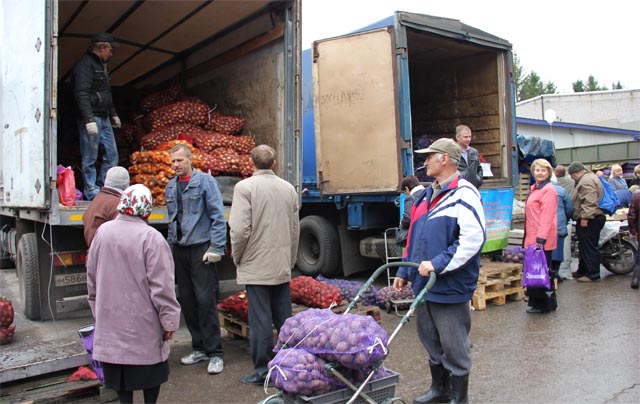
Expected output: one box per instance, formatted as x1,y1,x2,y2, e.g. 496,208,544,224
218,303,382,340
472,261,524,310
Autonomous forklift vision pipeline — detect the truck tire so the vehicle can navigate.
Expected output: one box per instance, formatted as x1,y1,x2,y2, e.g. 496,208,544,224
359,236,399,260
297,216,340,277
17,233,40,320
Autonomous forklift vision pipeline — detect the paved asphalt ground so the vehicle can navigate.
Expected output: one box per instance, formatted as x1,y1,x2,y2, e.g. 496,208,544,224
1,263,638,404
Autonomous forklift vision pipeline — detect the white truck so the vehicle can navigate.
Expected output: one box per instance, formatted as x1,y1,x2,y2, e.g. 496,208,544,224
0,0,301,321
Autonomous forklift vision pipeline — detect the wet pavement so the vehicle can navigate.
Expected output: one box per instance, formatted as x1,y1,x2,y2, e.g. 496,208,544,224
1,264,639,404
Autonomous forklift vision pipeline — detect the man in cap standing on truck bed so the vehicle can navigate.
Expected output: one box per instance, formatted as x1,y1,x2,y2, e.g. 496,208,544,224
393,138,486,404
165,143,227,375
72,32,122,201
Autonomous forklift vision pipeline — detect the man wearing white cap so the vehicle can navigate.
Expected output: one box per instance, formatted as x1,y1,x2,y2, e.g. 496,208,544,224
393,138,486,404
83,166,130,247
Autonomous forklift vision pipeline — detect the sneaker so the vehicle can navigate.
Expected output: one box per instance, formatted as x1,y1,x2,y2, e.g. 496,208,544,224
181,351,208,365
207,356,224,374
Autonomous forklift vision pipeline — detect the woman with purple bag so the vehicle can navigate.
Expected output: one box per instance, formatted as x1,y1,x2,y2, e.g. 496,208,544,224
523,159,558,314
87,184,181,403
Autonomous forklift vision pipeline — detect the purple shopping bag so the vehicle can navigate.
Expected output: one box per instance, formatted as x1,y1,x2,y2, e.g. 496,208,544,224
78,324,104,382
522,245,551,289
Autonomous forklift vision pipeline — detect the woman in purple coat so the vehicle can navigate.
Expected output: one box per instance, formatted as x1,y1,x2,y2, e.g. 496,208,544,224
87,184,181,403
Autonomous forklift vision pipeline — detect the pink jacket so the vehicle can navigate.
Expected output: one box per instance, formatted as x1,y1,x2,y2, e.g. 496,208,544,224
87,215,181,365
524,180,558,251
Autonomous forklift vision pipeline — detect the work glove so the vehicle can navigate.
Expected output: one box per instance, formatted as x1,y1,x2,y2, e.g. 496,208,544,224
112,116,121,128
85,122,98,136
202,252,222,264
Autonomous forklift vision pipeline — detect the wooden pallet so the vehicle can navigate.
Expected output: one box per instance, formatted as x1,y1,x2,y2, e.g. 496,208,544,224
218,304,382,340
472,261,524,310
515,173,531,202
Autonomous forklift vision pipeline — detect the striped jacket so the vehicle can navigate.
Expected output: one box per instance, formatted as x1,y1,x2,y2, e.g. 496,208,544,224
397,176,486,304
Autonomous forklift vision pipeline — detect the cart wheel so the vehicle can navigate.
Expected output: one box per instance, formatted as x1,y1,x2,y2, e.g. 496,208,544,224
385,301,392,313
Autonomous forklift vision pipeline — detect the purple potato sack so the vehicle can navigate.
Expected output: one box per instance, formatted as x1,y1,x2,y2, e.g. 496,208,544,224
316,275,378,306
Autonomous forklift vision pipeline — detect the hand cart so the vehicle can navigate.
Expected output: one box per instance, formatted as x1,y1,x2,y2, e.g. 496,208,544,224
260,261,435,404
382,229,416,316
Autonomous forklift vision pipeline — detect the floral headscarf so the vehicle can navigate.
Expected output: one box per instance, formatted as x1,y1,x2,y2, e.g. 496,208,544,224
118,184,152,218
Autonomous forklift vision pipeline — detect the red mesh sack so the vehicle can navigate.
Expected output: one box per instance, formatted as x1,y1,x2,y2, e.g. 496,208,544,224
217,291,249,322
0,297,14,328
0,324,15,345
290,276,341,308
147,100,209,131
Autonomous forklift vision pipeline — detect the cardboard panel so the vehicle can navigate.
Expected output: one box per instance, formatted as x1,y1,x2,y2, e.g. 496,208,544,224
312,29,401,195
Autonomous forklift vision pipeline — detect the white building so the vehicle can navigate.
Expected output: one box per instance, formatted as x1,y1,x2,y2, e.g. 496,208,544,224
516,89,640,166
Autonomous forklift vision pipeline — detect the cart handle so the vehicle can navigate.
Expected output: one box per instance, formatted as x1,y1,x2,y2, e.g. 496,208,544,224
345,261,436,313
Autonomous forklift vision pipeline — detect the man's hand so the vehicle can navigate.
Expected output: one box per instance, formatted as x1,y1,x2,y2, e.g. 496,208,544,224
85,122,98,135
418,260,435,277
112,116,122,128
202,252,222,264
392,276,407,292
163,330,175,341
580,218,589,228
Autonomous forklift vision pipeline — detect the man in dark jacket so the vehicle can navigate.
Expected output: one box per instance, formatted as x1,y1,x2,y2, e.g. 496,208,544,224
455,125,483,188
83,166,130,247
72,32,121,201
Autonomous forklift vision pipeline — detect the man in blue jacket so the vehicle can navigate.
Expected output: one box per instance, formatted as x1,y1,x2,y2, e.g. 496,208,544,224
165,144,227,375
394,138,486,404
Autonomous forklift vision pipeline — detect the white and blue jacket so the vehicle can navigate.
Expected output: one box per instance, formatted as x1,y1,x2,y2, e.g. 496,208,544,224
397,176,486,304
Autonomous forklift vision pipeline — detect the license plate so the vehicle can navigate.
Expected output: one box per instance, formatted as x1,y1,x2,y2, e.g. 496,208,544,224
55,272,87,287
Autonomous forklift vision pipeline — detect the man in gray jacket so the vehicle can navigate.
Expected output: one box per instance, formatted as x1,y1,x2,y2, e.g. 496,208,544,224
455,125,483,189
229,144,299,385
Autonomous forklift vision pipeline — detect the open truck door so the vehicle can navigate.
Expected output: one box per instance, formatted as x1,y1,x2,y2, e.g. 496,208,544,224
312,28,402,195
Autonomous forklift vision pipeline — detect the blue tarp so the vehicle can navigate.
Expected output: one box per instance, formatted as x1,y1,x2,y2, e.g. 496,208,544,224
516,134,556,165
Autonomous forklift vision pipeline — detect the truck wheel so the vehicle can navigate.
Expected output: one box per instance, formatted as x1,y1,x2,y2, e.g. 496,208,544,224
17,233,41,320
297,216,340,277
602,240,637,275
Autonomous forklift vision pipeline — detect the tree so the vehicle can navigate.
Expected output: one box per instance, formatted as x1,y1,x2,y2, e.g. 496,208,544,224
571,75,623,92
513,53,557,101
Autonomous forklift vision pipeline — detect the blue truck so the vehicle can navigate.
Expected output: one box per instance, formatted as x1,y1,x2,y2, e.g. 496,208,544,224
296,11,518,277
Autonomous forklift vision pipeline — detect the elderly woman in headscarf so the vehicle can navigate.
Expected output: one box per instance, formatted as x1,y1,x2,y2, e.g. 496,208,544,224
87,184,181,404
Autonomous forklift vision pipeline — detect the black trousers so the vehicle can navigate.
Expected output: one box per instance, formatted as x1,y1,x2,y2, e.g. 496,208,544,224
576,215,606,280
246,283,292,378
173,242,223,357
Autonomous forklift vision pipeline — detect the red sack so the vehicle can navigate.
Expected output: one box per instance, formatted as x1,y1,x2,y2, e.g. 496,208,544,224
0,297,14,328
290,276,342,308
56,165,76,206
217,291,249,322
67,366,98,382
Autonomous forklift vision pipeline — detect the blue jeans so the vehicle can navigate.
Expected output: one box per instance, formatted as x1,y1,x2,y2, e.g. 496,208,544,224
78,116,118,200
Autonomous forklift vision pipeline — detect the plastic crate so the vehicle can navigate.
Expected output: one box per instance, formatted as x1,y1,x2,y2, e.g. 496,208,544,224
282,369,399,404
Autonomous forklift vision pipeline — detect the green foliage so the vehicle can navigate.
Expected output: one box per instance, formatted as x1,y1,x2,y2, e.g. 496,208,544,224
572,75,623,92
513,53,556,101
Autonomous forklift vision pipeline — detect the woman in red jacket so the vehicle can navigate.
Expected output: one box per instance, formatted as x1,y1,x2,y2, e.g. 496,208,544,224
524,159,558,313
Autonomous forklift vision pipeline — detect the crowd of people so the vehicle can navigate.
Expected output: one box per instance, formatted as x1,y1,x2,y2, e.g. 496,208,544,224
74,39,635,402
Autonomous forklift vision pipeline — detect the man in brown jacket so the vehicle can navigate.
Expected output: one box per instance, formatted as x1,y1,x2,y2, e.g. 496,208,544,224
568,161,605,282
83,166,130,246
229,144,299,385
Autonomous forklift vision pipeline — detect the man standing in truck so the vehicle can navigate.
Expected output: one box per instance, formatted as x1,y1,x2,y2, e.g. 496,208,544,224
455,125,483,189
394,138,485,404
72,32,122,201
165,144,227,375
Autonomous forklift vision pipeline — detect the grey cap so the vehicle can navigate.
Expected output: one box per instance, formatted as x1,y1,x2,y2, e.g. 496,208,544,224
91,32,119,47
415,138,461,162
567,161,586,175
104,166,130,191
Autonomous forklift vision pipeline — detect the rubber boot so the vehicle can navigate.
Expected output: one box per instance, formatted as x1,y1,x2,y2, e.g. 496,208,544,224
413,363,451,404
631,262,639,289
449,374,469,404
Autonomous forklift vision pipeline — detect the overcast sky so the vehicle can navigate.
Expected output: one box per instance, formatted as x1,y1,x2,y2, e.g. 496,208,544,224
302,0,638,93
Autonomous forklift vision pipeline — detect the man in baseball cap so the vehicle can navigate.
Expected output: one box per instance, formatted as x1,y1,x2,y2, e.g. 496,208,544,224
394,137,484,404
